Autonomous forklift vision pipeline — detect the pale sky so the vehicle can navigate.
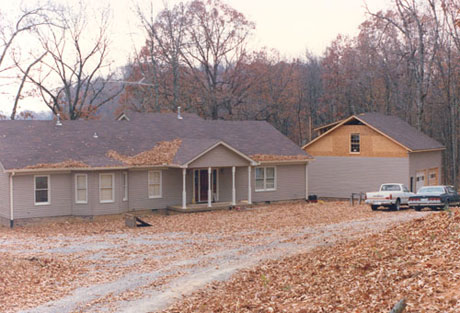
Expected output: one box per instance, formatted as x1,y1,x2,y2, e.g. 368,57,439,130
0,0,392,115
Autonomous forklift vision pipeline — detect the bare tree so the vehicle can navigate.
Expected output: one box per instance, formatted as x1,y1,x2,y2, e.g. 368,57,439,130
142,2,187,109
18,2,122,119
0,6,54,119
181,0,255,119
368,0,441,130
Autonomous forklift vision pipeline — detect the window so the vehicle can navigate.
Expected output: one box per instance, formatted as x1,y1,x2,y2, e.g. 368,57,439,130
34,175,50,205
255,167,276,192
381,184,401,191
148,170,162,198
350,133,360,153
75,174,88,204
99,173,115,203
123,172,128,201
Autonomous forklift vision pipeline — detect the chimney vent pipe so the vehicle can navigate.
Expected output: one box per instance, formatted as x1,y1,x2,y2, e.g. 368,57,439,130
56,113,62,126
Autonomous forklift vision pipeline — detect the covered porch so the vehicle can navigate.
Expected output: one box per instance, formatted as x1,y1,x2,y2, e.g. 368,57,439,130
179,165,253,209
176,141,258,210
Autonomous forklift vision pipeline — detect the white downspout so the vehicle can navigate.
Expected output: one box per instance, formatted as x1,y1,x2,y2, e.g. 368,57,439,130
232,166,236,205
182,168,187,209
9,172,14,228
207,167,212,208
305,162,309,200
247,166,252,204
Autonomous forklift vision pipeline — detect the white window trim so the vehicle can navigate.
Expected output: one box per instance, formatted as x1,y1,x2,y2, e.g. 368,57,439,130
123,172,128,201
350,133,361,154
34,175,50,206
75,174,88,204
255,166,277,192
99,173,115,203
148,170,162,199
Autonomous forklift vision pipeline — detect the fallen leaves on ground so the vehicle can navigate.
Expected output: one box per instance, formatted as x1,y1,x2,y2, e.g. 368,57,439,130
0,201,425,312
162,209,460,313
0,254,87,312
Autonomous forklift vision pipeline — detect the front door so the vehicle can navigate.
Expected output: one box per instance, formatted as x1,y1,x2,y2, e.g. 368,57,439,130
199,170,208,201
194,169,218,202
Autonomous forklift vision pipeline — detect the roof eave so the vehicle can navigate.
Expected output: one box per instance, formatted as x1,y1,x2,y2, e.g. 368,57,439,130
302,115,357,150
181,141,258,167
409,147,446,153
353,115,413,152
5,164,182,174
257,159,313,165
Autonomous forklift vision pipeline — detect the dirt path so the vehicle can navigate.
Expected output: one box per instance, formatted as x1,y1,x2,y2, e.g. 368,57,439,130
12,210,429,313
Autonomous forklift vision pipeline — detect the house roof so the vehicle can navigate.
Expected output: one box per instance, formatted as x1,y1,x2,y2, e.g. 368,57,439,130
0,112,311,171
304,112,445,152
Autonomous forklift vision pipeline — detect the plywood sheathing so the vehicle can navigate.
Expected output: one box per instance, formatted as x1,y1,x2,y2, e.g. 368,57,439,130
23,160,90,169
305,125,408,158
250,154,311,162
107,139,182,166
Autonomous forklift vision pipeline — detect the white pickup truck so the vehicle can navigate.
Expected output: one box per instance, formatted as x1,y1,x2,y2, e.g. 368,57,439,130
365,183,415,211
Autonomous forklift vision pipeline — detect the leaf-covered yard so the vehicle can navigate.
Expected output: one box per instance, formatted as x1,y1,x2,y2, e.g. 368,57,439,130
0,202,436,313
163,209,460,313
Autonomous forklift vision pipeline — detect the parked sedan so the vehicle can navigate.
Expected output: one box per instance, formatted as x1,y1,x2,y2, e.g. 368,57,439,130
408,186,460,211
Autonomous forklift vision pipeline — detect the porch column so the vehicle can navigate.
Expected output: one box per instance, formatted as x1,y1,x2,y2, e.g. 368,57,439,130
208,167,212,207
247,166,252,204
305,162,309,200
182,168,187,209
232,166,236,205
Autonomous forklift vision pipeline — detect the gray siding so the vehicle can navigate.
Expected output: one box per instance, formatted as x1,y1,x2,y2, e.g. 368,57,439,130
12,170,130,219
91,171,129,215
308,156,410,198
71,172,92,216
189,145,250,168
218,167,249,202
409,150,443,186
13,173,72,219
7,164,308,220
71,171,129,216
252,164,307,202
0,164,10,220
129,168,183,210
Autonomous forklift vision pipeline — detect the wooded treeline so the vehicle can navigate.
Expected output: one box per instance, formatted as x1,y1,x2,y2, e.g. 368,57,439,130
1,0,459,185
119,0,460,185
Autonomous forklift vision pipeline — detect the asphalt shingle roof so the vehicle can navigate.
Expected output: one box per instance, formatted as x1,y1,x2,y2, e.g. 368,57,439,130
0,113,310,170
357,113,445,152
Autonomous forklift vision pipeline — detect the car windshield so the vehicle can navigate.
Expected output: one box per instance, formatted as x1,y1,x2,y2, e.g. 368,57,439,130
417,186,445,195
381,185,401,191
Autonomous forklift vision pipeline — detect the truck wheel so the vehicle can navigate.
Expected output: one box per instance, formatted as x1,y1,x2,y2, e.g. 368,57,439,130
392,199,401,211
371,205,378,211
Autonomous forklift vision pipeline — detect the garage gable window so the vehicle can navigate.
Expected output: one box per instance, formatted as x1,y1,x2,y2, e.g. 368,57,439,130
100,173,115,203
148,170,162,198
255,167,276,192
350,133,360,153
34,175,50,205
75,174,88,204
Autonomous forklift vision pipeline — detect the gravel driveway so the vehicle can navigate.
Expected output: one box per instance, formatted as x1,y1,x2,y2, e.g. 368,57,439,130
0,202,429,313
